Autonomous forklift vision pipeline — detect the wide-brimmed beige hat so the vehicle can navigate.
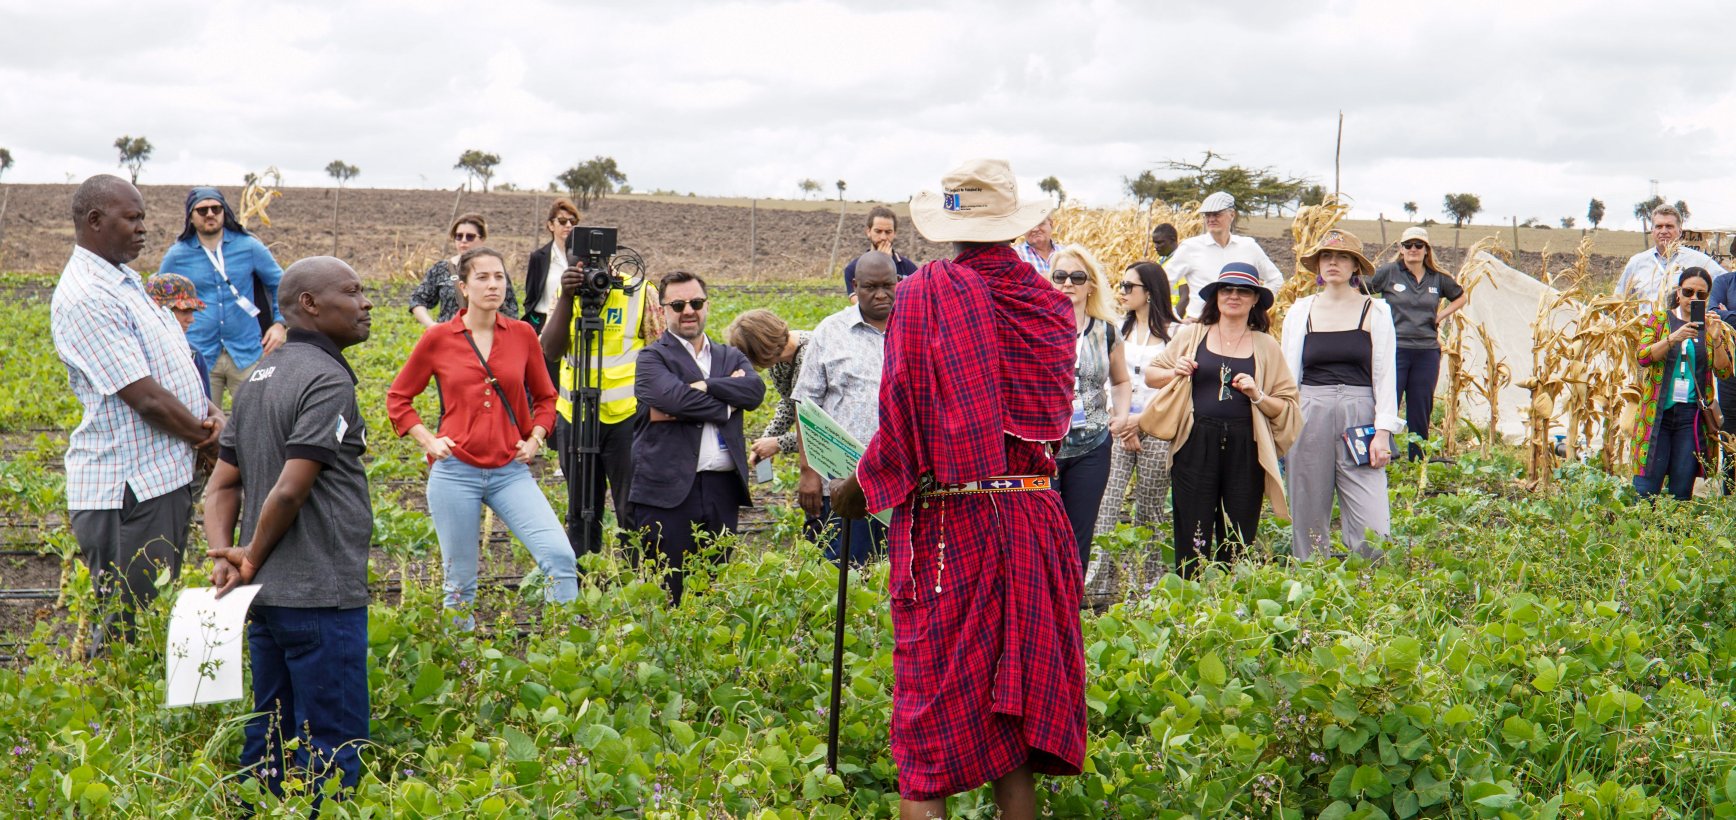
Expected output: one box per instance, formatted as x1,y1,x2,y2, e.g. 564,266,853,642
909,159,1052,243
1301,228,1376,280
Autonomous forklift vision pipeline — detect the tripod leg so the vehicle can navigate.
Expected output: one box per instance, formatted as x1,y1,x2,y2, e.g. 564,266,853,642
827,523,850,774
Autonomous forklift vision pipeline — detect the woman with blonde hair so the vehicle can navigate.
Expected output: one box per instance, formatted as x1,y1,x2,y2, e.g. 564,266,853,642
1047,245,1135,573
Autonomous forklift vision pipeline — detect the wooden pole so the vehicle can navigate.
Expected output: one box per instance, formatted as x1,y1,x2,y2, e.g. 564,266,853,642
1333,111,1344,197
827,197,847,278
331,187,340,256
1512,216,1520,253
1378,213,1387,246
0,186,10,248
750,200,758,278
826,525,851,774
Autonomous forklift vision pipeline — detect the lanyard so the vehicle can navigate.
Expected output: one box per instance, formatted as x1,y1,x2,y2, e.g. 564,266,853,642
203,241,261,318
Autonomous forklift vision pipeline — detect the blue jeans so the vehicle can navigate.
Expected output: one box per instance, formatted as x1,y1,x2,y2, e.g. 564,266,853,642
427,458,578,625
806,497,889,566
1634,402,1701,500
242,605,370,802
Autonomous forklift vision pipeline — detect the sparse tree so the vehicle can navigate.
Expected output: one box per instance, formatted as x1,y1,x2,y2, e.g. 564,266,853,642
1560,216,1576,229
835,179,847,200
114,136,152,184
1674,200,1691,222
1039,175,1066,204
1124,151,1310,213
1403,201,1418,220
1124,170,1162,208
0,148,12,182
1442,193,1482,228
1634,195,1665,230
1299,184,1327,208
798,178,822,199
454,149,502,192
1587,198,1605,231
325,160,359,255
555,156,627,208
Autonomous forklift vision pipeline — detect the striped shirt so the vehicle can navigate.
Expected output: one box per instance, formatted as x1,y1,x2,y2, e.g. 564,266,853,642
52,246,207,510
1013,240,1066,276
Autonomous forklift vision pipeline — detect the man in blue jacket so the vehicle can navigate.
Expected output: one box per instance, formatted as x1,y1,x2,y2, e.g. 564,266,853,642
159,187,286,406
630,270,765,604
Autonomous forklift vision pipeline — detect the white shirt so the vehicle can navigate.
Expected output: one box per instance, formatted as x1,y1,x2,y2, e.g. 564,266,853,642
1119,323,1168,414
535,242,566,316
680,335,735,472
1279,294,1405,433
1615,246,1726,303
1166,233,1287,319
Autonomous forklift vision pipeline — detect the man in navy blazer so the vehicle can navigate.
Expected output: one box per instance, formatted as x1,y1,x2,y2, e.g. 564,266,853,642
630,270,765,603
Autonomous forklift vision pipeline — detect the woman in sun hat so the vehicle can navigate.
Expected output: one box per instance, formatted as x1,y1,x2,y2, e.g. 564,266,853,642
1364,225,1467,459
826,158,1086,815
1281,229,1401,560
1141,263,1300,578
145,272,212,400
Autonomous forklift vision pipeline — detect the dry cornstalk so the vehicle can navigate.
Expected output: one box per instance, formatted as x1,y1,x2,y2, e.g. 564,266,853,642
1052,200,1203,275
237,166,284,230
1270,195,1354,336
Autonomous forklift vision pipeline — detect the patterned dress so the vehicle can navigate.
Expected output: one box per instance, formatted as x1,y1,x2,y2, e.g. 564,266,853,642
409,259,520,323
758,330,812,455
857,244,1086,800
1629,310,1732,475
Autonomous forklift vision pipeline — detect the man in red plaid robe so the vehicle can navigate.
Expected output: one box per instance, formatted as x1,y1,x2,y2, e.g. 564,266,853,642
833,159,1086,818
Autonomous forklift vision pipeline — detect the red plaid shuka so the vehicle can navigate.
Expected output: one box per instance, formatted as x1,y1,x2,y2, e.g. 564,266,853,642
858,244,1087,801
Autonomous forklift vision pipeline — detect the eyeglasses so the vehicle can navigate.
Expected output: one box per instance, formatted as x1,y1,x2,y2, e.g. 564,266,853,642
192,205,224,217
1118,282,1143,294
665,298,708,313
553,217,577,227
453,232,480,242
1401,241,1428,250
1051,270,1089,286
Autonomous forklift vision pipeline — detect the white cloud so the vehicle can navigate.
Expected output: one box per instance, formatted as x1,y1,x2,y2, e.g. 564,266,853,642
2,0,1734,231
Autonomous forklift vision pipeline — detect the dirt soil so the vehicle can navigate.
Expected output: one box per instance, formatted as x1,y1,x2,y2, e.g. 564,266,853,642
0,184,952,282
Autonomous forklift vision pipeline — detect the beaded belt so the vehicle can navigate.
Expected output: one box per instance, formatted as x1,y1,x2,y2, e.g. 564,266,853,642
917,475,1052,497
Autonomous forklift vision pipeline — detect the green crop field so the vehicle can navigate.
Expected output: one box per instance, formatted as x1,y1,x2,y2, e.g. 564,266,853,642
1,271,1735,817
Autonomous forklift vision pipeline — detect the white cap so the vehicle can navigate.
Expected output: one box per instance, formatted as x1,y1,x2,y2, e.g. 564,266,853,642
1198,191,1236,214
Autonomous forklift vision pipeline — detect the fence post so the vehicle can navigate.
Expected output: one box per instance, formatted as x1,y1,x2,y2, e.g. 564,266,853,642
750,199,757,278
1512,216,1520,253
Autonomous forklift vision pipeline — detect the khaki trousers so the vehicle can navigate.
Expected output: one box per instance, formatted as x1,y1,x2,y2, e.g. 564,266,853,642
208,350,256,408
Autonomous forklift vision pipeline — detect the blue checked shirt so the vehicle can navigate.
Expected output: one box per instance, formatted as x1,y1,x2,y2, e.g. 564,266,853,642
52,246,207,510
1013,240,1066,276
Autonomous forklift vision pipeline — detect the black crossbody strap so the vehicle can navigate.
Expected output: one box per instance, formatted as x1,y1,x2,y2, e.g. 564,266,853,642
462,330,521,431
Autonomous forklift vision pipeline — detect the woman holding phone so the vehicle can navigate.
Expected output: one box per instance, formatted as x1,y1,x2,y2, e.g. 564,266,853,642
1631,266,1733,500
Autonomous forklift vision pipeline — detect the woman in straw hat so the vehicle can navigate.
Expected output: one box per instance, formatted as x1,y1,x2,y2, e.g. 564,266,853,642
1364,226,1466,460
830,159,1085,815
1141,263,1301,578
1045,244,1135,579
1281,229,1402,560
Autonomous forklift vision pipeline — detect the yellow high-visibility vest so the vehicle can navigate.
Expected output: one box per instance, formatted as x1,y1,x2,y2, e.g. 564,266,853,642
556,284,648,425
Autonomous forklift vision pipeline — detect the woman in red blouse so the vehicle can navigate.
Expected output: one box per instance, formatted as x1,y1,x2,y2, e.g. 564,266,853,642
387,247,577,630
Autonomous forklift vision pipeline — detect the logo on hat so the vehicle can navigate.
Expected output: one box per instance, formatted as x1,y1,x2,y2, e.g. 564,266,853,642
944,193,961,212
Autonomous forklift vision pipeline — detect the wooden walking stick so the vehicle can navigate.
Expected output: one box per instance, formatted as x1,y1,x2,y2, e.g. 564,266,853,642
826,524,851,774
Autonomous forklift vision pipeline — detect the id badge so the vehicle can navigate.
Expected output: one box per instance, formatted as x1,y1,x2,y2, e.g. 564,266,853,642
716,429,730,450
1672,372,1692,404
1070,397,1088,427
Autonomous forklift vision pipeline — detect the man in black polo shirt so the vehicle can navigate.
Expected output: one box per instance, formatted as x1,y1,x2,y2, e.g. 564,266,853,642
205,256,373,801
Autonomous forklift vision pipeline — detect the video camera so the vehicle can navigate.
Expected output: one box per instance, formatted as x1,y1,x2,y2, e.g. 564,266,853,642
565,226,621,309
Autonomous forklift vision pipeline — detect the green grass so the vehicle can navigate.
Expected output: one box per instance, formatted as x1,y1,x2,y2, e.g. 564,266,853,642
3,273,1736,817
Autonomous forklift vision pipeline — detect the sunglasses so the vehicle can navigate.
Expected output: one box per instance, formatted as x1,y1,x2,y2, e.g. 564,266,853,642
1051,270,1089,286
1401,241,1428,250
1220,286,1256,297
192,205,224,217
1681,287,1709,299
1118,282,1143,294
553,217,578,227
665,298,708,313
453,232,480,242
1219,363,1235,401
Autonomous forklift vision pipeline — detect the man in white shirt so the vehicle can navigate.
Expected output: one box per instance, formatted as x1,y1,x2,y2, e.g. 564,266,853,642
1615,205,1726,303
1164,192,1286,320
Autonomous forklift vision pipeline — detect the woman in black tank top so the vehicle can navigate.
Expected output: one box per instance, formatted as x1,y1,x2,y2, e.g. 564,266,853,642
1281,230,1404,561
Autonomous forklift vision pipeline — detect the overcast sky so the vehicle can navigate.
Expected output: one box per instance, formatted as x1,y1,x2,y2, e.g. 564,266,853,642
4,0,1733,230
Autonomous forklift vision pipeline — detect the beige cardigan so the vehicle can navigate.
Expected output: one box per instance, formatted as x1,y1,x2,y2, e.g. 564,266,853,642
1141,323,1302,518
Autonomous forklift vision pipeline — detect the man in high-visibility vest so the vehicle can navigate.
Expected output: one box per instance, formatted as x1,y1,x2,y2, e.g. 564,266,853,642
539,264,660,556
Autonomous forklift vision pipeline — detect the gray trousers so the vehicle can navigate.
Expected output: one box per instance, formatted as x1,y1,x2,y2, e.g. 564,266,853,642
1287,384,1389,559
69,484,192,648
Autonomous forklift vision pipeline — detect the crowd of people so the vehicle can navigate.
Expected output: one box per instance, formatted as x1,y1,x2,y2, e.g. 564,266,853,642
44,165,1735,814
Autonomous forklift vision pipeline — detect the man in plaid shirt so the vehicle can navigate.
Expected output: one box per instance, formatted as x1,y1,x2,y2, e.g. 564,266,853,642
834,160,1086,816
51,175,222,652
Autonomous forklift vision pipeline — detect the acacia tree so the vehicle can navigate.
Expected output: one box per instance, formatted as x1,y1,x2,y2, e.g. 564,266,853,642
1124,170,1162,207
1442,193,1482,228
797,178,822,199
835,179,847,200
1039,175,1066,204
1124,151,1309,214
556,156,627,208
1587,198,1605,230
454,149,501,192
325,161,359,254
1633,195,1665,230
1674,200,1692,222
0,148,12,182
1403,201,1418,220
114,136,152,184
1561,216,1576,229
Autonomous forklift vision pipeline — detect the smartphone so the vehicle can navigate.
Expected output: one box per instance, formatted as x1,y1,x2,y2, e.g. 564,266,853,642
1692,298,1707,327
753,458,774,484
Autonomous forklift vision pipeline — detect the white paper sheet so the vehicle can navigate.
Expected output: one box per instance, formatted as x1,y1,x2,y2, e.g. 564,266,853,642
796,399,891,524
164,585,262,708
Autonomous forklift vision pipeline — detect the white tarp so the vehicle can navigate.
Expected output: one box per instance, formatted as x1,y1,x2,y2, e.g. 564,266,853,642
1438,251,1572,443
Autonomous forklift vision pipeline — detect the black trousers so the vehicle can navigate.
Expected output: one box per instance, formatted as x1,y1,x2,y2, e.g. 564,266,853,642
68,484,191,649
1055,435,1113,571
1170,416,1264,579
1394,346,1442,460
634,471,743,605
1719,377,1736,494
555,416,637,558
